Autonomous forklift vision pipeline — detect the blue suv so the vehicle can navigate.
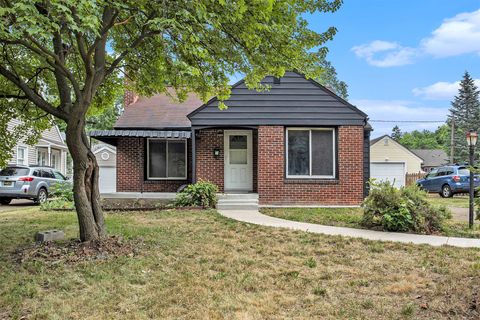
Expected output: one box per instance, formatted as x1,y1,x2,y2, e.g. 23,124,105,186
416,165,480,198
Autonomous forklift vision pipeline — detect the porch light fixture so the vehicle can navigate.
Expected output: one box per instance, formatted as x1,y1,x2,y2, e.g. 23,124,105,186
213,148,220,158
466,130,478,229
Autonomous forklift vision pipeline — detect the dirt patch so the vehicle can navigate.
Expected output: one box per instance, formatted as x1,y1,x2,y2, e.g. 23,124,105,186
12,236,143,265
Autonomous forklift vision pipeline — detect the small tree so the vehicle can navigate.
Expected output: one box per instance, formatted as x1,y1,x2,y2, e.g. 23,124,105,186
0,0,342,241
316,59,348,100
391,125,402,141
448,71,480,162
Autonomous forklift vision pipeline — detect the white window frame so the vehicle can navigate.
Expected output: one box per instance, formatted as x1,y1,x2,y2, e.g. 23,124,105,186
37,148,48,166
286,127,336,179
51,149,61,170
146,138,188,180
17,146,28,165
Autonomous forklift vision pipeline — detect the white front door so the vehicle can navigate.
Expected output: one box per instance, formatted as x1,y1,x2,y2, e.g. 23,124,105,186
224,130,253,191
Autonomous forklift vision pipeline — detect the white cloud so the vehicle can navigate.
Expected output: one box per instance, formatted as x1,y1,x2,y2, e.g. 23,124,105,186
421,9,480,57
413,79,480,100
353,8,480,66
352,99,448,136
351,41,417,67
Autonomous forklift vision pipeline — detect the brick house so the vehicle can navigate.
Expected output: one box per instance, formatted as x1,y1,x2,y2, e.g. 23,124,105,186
91,71,371,206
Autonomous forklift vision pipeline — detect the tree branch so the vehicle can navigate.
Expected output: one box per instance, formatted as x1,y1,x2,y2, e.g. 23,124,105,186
52,31,73,108
0,65,68,120
0,93,28,99
17,36,82,99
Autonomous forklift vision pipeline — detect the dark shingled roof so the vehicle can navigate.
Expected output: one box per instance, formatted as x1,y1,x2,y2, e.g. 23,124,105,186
114,92,203,130
412,149,449,167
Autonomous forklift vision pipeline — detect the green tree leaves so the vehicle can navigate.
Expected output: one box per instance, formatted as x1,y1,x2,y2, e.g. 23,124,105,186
393,125,449,150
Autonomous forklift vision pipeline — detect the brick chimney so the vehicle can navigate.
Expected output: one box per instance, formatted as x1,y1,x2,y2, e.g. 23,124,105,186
124,89,139,107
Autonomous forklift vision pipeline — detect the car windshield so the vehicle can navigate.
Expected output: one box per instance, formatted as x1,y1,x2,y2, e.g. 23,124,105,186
458,168,470,176
0,167,29,176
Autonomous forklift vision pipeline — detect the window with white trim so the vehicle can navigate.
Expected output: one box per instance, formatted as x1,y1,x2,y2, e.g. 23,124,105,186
17,146,27,165
286,128,336,178
147,139,187,179
37,149,48,166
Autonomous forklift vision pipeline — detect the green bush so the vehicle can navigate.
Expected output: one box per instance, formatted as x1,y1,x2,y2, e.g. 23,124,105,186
174,180,218,208
40,182,74,211
362,180,451,234
49,182,74,201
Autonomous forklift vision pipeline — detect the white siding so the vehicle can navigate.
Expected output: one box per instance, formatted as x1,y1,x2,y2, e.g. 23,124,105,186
5,120,68,174
370,136,423,174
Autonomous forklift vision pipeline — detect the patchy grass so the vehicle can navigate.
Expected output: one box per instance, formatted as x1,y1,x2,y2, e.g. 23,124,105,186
262,207,480,239
442,221,480,239
426,194,470,208
261,207,363,227
1,207,480,319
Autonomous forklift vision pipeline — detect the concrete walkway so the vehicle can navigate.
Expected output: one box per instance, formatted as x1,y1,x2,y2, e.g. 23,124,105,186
218,209,480,249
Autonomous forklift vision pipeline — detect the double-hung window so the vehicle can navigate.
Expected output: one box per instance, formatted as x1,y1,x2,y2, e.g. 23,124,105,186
17,146,27,165
147,139,187,180
37,149,48,166
286,128,336,179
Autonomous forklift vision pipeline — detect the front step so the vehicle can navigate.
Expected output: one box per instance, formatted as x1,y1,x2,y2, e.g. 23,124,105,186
216,193,259,210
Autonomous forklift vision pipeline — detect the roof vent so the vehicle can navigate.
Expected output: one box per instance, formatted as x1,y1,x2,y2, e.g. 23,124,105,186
273,77,281,85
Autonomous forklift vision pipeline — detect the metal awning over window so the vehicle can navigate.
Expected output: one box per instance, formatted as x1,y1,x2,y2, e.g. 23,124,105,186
89,130,191,146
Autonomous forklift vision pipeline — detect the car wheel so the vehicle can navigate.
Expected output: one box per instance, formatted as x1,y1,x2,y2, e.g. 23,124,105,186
441,184,453,198
0,198,12,205
34,188,48,204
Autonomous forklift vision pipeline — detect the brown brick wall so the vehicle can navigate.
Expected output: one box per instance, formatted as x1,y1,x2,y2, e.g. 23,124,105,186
116,138,191,192
195,129,225,191
257,125,364,206
195,129,258,193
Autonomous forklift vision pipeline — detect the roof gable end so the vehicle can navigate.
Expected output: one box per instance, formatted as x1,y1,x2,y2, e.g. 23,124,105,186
188,71,367,127
371,135,424,162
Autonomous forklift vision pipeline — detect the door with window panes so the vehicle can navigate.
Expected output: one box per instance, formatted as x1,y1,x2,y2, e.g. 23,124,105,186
224,130,253,191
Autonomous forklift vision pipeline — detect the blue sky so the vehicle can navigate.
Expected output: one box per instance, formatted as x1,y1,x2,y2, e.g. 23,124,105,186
304,0,480,137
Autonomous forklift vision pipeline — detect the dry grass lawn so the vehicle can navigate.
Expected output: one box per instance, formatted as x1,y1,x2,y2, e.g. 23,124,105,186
1,207,480,319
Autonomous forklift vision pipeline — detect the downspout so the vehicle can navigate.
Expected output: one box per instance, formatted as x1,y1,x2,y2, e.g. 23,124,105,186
191,128,196,184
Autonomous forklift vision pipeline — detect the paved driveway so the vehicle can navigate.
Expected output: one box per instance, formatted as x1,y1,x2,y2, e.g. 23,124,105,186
0,199,37,212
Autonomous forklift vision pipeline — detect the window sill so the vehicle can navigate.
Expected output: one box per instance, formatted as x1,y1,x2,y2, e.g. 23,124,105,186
144,179,188,183
284,178,339,185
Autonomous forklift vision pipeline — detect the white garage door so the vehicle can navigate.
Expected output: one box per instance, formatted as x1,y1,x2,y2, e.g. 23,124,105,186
370,162,405,188
99,167,116,193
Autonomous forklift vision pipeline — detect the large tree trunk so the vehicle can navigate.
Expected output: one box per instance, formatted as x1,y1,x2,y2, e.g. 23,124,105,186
66,118,105,242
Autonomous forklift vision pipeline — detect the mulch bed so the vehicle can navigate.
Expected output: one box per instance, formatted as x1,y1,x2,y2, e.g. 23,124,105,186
13,236,143,265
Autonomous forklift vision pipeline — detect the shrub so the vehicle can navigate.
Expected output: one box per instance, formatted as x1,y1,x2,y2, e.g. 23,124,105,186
49,182,74,201
174,180,218,208
40,182,74,211
362,180,450,234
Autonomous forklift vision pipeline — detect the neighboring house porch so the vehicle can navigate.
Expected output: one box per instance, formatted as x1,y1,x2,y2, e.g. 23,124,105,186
7,120,68,175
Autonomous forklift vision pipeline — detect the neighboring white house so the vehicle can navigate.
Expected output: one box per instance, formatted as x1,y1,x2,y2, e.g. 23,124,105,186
370,135,424,188
92,143,116,193
6,119,68,175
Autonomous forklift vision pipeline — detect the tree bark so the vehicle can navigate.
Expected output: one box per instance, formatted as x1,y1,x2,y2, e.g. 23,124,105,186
66,118,105,242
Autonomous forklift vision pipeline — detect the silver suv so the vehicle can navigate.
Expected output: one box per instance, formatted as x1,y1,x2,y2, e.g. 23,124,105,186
0,165,69,205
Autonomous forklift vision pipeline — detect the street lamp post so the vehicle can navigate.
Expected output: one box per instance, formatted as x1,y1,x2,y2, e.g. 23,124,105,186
466,130,478,229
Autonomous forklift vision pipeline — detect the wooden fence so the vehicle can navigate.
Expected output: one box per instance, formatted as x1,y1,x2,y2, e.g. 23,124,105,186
405,172,426,186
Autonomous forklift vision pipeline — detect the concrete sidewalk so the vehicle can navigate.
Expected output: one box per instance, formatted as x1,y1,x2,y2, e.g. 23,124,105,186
218,209,480,249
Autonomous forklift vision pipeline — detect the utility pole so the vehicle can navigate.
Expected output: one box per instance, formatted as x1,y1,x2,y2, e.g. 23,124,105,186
450,118,455,163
